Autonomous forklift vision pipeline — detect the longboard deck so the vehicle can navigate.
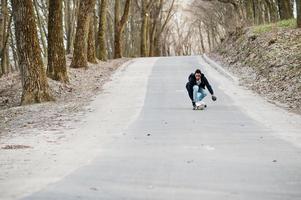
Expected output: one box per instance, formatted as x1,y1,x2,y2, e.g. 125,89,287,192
194,101,206,110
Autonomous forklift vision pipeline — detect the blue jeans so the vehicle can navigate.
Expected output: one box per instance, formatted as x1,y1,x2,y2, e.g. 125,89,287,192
193,85,207,102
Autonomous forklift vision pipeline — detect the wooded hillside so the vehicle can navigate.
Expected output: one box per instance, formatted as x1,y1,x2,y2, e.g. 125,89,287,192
0,0,177,105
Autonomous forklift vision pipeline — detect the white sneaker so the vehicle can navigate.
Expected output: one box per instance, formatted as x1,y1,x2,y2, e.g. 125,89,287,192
195,101,207,110
195,101,206,107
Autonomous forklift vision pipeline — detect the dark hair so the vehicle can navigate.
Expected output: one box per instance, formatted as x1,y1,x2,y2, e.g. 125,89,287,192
195,69,201,74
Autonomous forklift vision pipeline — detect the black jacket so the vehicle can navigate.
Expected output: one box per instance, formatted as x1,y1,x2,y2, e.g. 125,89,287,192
186,73,214,95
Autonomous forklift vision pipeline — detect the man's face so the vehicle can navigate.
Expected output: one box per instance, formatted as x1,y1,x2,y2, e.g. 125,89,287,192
195,73,201,81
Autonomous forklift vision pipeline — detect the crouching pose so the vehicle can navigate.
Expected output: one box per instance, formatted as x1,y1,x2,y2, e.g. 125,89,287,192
186,69,217,109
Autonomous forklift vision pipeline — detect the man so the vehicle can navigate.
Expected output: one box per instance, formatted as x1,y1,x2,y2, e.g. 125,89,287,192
186,69,217,109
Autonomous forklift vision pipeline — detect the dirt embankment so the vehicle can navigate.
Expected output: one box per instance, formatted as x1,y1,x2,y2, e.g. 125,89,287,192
212,23,301,114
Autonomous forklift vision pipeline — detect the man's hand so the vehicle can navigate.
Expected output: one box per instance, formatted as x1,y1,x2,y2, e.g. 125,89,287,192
212,95,217,101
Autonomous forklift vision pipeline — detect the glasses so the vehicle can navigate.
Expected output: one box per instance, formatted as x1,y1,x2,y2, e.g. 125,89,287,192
195,75,201,77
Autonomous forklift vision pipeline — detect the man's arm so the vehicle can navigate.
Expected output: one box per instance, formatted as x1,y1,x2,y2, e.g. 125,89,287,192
204,76,217,101
203,76,214,95
188,73,194,82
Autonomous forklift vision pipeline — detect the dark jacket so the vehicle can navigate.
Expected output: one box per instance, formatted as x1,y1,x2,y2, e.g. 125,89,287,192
186,73,214,101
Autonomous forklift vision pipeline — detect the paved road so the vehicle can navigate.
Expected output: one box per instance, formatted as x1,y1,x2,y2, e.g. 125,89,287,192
23,56,301,200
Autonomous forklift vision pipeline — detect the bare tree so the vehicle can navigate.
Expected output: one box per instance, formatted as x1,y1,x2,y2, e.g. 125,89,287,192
97,0,108,61
0,0,11,75
47,0,69,83
11,0,54,105
114,0,131,58
137,0,154,57
297,0,301,28
70,0,96,68
277,0,293,19
149,0,175,56
87,9,98,63
33,0,48,60
64,0,79,54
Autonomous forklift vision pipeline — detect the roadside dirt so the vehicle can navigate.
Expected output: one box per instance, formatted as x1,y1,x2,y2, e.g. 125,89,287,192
0,57,130,140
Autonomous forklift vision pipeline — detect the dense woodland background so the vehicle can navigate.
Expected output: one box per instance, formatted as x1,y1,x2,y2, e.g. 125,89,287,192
0,0,300,106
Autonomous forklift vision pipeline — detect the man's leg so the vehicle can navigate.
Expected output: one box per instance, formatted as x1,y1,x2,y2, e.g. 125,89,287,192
197,88,207,101
193,85,200,103
186,82,193,101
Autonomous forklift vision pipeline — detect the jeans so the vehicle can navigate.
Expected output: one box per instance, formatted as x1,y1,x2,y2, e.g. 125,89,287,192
193,85,207,102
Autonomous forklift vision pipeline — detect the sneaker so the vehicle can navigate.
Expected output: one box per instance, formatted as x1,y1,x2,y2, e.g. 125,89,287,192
192,102,196,110
192,102,196,107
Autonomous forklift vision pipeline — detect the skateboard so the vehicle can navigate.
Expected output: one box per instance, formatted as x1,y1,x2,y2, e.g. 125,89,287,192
194,101,207,110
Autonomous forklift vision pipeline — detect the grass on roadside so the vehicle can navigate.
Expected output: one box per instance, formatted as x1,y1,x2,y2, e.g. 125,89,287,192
253,19,297,34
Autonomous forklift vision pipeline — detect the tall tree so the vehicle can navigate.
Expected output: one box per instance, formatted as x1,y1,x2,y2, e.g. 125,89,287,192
114,0,131,58
0,3,3,76
153,0,175,56
11,0,54,105
64,0,79,54
33,0,47,59
265,0,279,22
297,0,301,28
277,0,293,19
87,10,98,63
70,0,96,68
149,0,163,57
97,0,108,61
0,0,10,75
139,0,154,57
0,6,3,74
47,0,69,83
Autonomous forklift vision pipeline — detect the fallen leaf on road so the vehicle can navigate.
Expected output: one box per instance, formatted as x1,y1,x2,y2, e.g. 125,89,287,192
1,145,32,150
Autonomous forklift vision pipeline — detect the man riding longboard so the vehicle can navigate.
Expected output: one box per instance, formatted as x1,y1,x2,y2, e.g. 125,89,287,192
186,69,217,110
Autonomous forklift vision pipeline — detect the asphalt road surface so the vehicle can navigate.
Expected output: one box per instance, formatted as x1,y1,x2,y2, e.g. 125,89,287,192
23,56,301,200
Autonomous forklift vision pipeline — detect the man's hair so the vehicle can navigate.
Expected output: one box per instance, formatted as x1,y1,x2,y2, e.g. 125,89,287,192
195,69,201,74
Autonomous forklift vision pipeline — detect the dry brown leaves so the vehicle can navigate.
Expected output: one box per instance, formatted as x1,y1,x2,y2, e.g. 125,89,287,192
0,57,130,139
213,28,301,114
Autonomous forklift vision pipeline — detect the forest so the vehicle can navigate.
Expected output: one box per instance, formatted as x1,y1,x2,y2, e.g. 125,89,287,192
0,0,300,106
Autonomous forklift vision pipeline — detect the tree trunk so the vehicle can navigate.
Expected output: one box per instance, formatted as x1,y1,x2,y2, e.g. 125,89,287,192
33,0,47,59
9,26,19,71
70,0,96,68
254,0,264,24
154,0,174,56
198,24,205,53
97,0,107,61
140,13,148,57
107,14,114,59
244,0,255,25
65,0,79,54
277,0,293,19
140,0,149,57
0,0,9,75
0,11,3,76
153,33,161,56
114,0,131,59
114,26,122,58
47,0,69,83
207,29,212,52
297,0,301,28
87,11,98,63
11,0,54,105
264,0,279,23
148,0,163,57
2,13,11,74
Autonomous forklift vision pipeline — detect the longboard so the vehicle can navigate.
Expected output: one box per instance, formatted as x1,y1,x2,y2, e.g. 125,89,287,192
194,101,206,110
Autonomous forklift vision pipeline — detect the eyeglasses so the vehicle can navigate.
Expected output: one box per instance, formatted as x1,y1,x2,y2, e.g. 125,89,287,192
195,75,201,77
